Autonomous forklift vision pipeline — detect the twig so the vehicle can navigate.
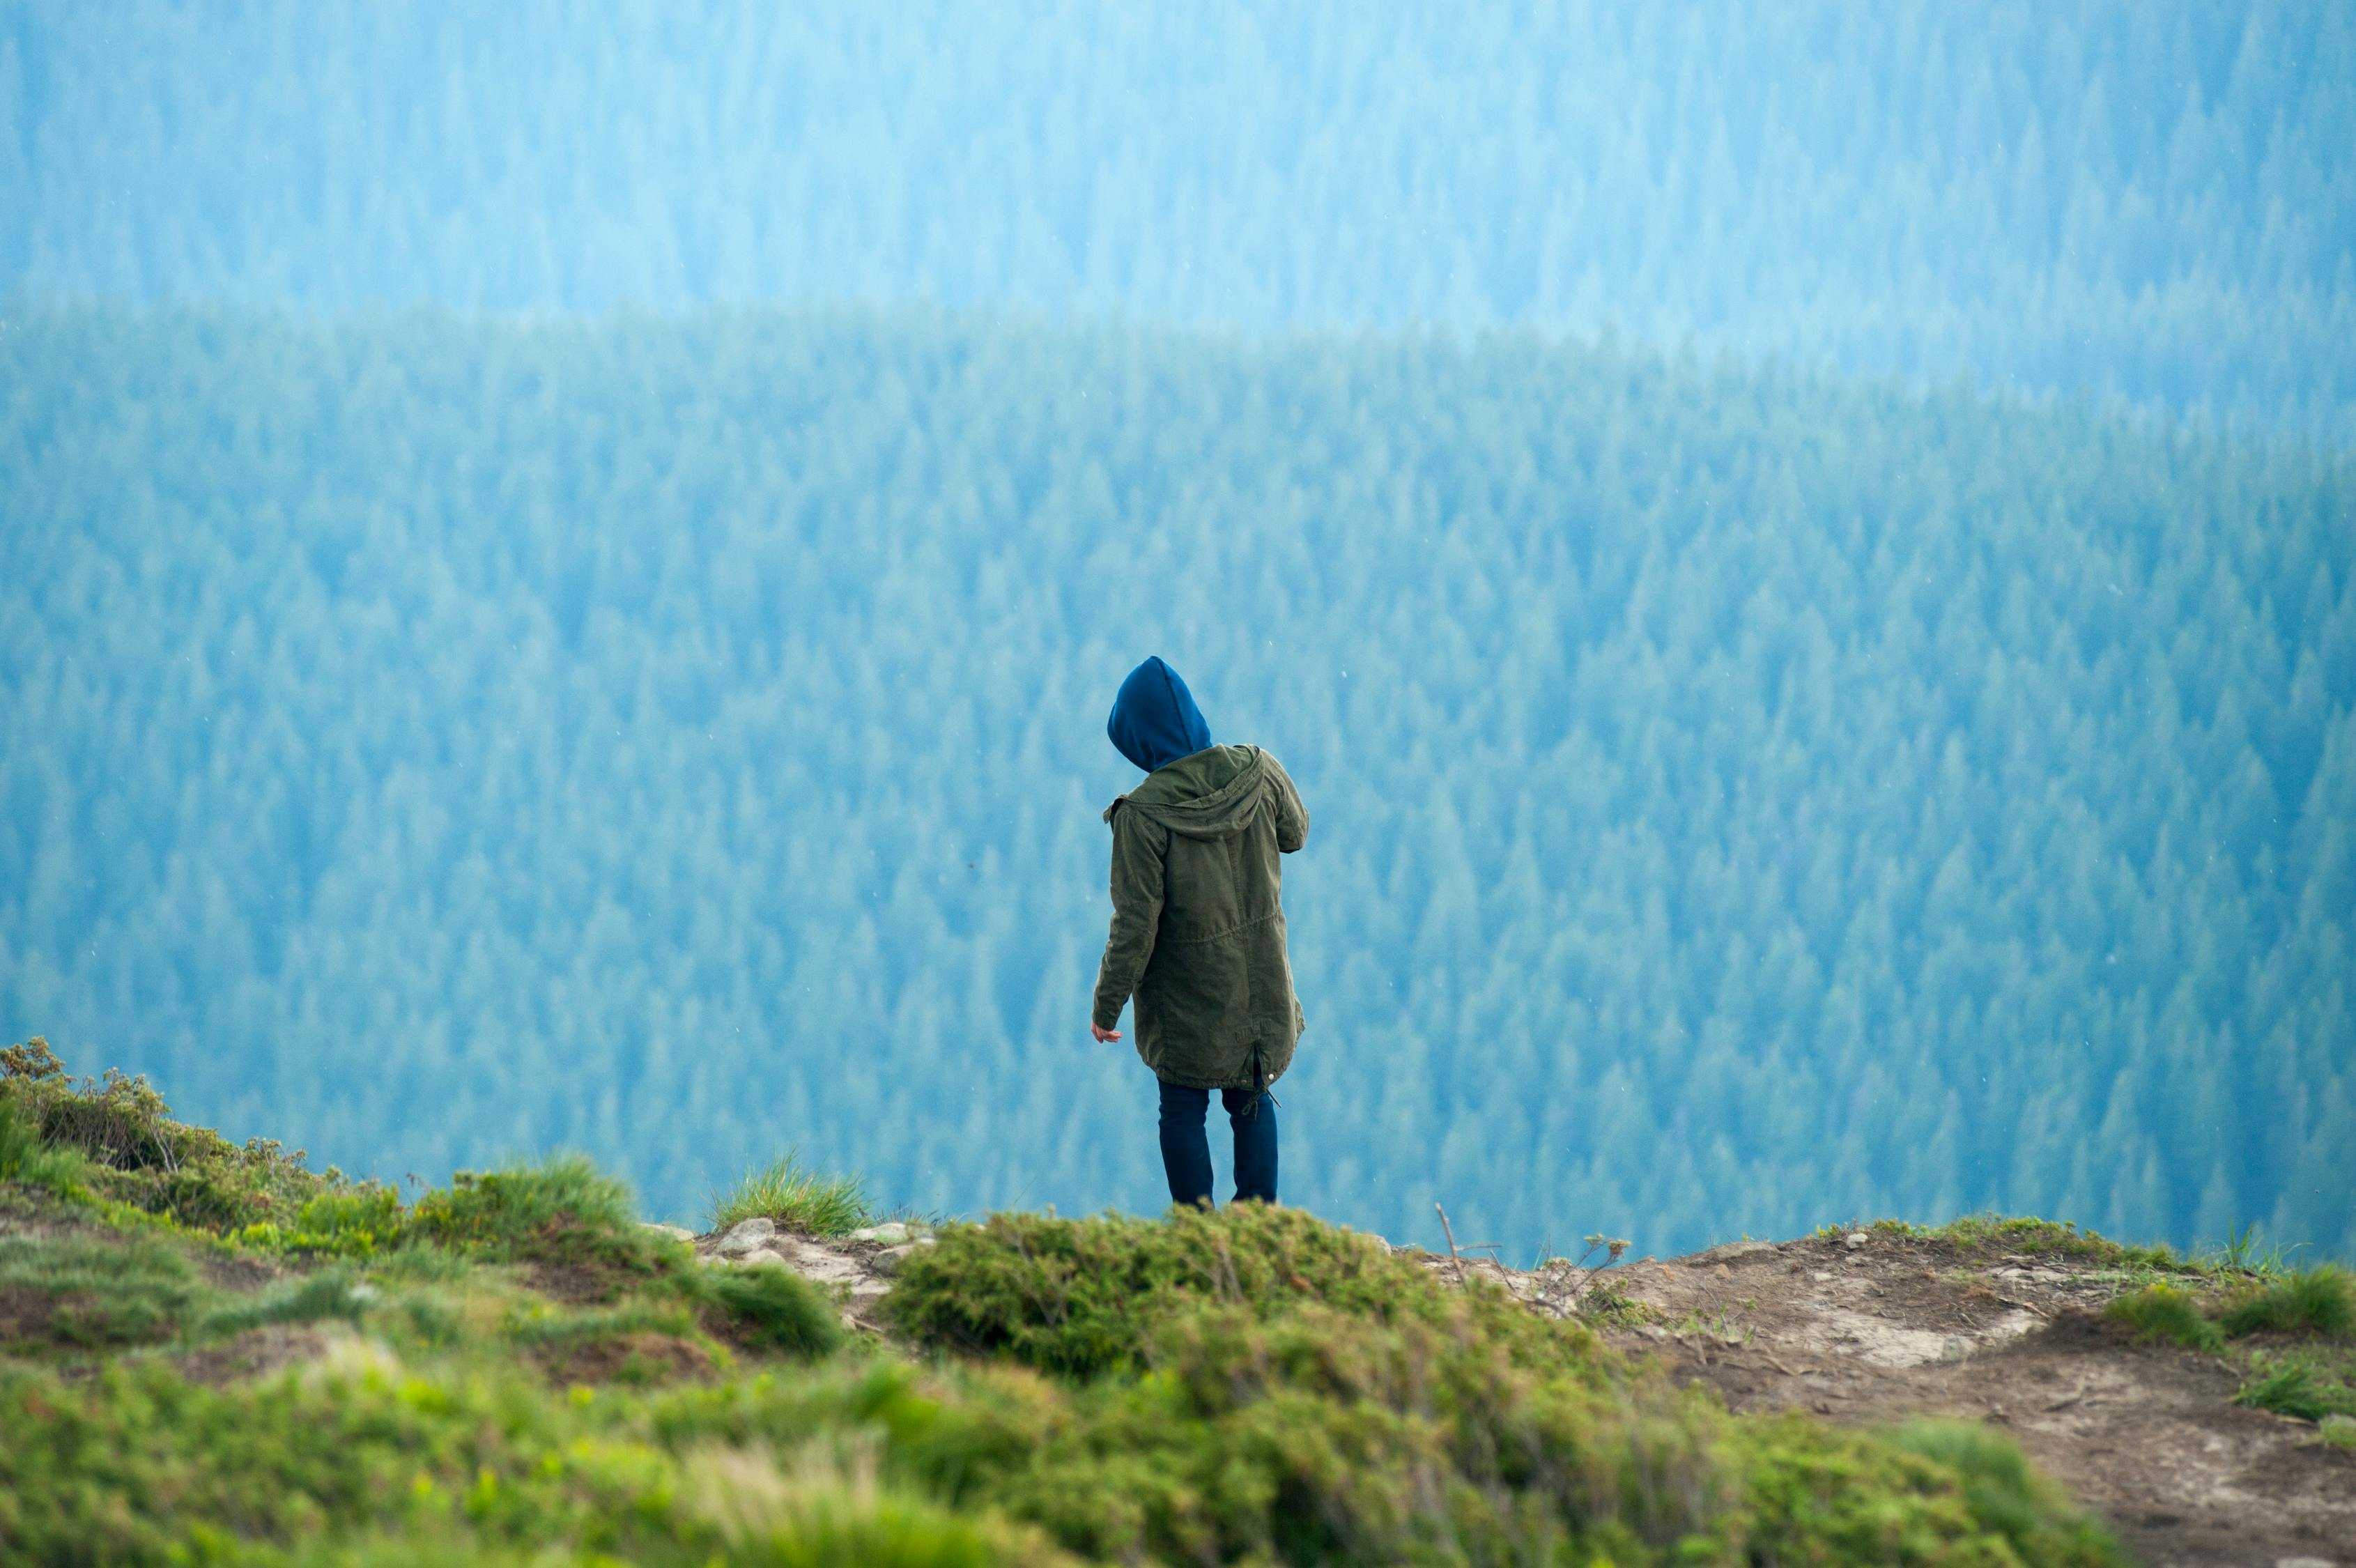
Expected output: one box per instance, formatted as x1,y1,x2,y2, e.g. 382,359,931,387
1435,1202,1467,1288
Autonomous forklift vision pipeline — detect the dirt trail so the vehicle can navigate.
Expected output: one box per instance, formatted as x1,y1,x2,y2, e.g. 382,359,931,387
1411,1231,2354,1568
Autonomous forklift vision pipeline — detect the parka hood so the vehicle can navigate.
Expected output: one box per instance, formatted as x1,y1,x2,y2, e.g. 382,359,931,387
1104,744,1270,840
1107,656,1212,774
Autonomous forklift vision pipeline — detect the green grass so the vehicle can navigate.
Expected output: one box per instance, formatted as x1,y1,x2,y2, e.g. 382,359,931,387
1844,1213,2187,1275
2103,1282,2224,1351
2233,1350,2356,1422
0,1044,2135,1565
707,1148,874,1236
2219,1265,2356,1339
0,1229,215,1352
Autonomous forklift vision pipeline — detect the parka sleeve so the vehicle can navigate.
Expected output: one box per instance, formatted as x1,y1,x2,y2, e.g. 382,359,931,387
1268,753,1309,854
1092,804,1168,1030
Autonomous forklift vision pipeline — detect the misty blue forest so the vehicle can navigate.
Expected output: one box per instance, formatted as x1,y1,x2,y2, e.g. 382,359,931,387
3,8,2355,1563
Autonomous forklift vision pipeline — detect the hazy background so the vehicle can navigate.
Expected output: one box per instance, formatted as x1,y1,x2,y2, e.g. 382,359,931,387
4,1,2350,1259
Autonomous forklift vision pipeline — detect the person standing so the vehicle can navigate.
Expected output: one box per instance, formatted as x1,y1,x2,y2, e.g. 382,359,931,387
1091,656,1309,1208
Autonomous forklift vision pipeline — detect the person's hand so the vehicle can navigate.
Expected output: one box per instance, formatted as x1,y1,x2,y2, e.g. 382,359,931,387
1091,1022,1122,1043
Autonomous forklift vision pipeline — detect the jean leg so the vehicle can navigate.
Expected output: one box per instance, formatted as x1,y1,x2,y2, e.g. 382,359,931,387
1222,1088,1278,1205
1157,1081,1214,1209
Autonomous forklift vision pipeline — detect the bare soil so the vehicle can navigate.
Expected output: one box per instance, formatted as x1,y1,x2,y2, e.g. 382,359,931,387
1416,1231,2355,1568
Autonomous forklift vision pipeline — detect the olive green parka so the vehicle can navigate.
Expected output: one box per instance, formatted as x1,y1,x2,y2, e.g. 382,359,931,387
1091,744,1309,1090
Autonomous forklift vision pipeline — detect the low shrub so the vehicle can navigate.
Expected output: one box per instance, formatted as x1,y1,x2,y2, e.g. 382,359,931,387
2102,1283,2222,1351
708,1148,873,1236
2219,1265,2356,1340
4,1038,350,1234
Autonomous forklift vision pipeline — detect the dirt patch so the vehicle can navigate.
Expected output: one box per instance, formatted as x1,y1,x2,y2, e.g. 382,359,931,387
0,1282,59,1347
533,1329,715,1386
1410,1232,2356,1567
175,1323,330,1385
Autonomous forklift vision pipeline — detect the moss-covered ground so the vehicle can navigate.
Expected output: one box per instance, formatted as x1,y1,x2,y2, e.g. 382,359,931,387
2,1042,2127,1565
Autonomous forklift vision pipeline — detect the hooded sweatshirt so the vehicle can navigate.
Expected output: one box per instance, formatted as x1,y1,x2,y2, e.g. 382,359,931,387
1095,659,1309,1090
1107,656,1212,773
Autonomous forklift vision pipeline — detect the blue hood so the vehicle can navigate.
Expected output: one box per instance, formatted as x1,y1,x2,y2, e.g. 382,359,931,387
1107,656,1212,774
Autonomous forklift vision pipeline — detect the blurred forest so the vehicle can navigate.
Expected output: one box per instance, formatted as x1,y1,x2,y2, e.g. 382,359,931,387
5,311,2349,1258
2,0,2353,437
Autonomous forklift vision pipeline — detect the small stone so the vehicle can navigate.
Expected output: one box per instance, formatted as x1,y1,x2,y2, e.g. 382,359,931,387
641,1222,697,1244
1845,1232,1870,1250
870,1244,921,1277
849,1222,911,1245
1940,1337,1971,1362
1810,1270,1835,1282
1635,1324,1670,1342
714,1217,778,1256
2273,1558,2336,1568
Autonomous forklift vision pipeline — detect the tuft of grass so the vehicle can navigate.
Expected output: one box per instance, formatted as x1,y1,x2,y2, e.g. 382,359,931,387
2104,1282,2224,1351
2219,1265,2355,1340
2233,1350,2356,1422
707,1149,872,1237
683,1261,845,1359
2199,1220,2309,1278
411,1155,676,1280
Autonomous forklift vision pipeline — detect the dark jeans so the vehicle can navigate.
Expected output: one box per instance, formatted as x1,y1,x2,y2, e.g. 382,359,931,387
1157,1079,1277,1208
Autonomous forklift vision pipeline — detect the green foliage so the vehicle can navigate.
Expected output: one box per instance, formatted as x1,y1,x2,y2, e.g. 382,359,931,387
410,1156,674,1280
880,1204,1534,1380
1870,1215,2189,1273
2233,1351,2356,1423
0,1097,85,1193
0,1231,212,1353
684,1263,845,1360
199,1267,378,1338
4,1043,360,1236
232,1185,413,1259
2200,1221,2309,1278
2219,1266,2356,1340
710,1151,874,1238
2103,1284,2224,1352
1,1080,2128,1568
1883,1422,2122,1566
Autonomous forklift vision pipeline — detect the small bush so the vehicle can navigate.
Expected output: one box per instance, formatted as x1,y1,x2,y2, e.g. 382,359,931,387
2103,1283,2222,1351
5,1040,344,1232
2219,1265,2356,1340
0,1095,86,1192
708,1149,872,1236
687,1261,845,1359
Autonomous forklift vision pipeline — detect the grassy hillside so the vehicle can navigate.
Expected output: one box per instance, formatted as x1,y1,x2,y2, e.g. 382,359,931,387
4,308,2350,1261
0,1044,2147,1566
